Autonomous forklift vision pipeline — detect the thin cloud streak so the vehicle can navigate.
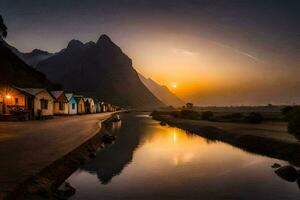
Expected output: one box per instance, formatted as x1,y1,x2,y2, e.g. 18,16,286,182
211,41,261,63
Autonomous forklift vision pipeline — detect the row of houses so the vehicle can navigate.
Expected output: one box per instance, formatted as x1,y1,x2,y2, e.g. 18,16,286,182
0,85,119,120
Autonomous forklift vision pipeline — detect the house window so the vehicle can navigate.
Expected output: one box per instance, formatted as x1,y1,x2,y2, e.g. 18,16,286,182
15,98,19,105
40,99,48,110
72,103,75,110
59,102,64,110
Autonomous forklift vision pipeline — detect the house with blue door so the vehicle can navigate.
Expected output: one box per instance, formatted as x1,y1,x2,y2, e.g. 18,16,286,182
65,93,77,115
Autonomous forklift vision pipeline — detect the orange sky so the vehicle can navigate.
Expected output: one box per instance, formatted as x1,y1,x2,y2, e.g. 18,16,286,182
120,32,300,105
3,1,299,105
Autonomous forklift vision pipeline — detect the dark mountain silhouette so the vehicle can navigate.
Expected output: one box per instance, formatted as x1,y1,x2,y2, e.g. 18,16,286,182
138,73,184,107
3,41,53,67
36,35,164,108
21,49,53,67
0,41,56,88
82,114,144,184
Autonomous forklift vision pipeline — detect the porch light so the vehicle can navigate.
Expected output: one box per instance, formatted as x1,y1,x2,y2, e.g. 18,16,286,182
5,95,11,99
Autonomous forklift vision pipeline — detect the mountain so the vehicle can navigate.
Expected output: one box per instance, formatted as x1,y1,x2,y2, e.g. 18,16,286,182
138,73,184,107
36,35,164,108
21,49,53,67
0,40,57,88
4,41,53,67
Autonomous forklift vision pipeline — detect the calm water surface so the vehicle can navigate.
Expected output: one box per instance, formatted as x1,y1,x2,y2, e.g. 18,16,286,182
66,113,299,200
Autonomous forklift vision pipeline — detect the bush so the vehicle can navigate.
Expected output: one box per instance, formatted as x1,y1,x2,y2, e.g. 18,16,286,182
245,112,264,124
179,110,200,120
287,111,300,136
171,111,180,118
201,111,214,120
281,106,300,121
288,114,300,135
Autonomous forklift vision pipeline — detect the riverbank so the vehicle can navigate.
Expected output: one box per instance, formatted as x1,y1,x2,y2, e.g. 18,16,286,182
152,113,300,167
0,113,114,200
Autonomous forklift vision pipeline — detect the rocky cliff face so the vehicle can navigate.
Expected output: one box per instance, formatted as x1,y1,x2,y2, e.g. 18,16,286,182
36,35,164,108
138,73,184,107
4,41,53,67
0,40,56,88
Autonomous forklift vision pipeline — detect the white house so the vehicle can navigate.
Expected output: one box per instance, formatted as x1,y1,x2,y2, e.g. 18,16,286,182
65,93,77,115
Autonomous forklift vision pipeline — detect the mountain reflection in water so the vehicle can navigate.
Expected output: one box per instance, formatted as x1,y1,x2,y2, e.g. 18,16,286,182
66,113,299,200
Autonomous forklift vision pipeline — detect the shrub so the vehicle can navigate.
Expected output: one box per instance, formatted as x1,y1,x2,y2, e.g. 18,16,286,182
281,106,300,121
288,114,300,135
171,111,180,118
179,110,200,120
245,112,264,124
287,111,300,136
201,111,214,120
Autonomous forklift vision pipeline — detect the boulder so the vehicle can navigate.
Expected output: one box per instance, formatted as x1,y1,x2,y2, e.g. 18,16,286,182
89,152,97,159
160,121,167,126
102,134,116,144
58,182,76,198
275,165,298,182
271,163,281,168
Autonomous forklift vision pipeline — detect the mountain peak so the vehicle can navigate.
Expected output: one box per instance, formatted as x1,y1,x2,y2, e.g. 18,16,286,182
97,34,112,44
67,39,84,49
28,49,51,56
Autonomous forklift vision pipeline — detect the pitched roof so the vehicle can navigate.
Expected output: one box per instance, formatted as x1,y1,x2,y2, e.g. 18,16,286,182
65,93,74,101
16,87,47,96
73,95,84,103
51,91,64,99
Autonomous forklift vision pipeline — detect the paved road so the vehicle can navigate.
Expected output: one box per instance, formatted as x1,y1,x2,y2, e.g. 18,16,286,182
0,113,113,199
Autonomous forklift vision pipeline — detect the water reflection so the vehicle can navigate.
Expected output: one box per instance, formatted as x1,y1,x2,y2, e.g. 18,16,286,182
80,114,146,184
111,120,122,133
67,113,300,200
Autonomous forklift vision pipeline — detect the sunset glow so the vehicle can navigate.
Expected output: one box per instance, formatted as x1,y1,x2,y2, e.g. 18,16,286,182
2,1,299,105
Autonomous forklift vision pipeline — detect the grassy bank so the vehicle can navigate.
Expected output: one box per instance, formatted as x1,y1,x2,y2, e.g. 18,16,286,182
152,113,300,167
5,117,116,200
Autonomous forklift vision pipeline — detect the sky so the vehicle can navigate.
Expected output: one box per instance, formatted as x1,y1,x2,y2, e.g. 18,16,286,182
1,0,300,105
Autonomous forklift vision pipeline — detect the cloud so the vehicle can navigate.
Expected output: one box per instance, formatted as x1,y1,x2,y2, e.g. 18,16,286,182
171,47,197,56
211,41,261,63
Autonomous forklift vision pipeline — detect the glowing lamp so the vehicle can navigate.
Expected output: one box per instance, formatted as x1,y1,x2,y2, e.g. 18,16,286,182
5,95,11,99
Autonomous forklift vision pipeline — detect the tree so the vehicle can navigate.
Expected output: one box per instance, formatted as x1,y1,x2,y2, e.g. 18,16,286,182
0,15,8,39
186,102,194,109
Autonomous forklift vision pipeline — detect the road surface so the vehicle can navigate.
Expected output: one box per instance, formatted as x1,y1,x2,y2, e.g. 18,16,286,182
0,113,113,199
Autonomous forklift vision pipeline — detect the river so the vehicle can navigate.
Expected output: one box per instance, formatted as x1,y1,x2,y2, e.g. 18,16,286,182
65,113,299,199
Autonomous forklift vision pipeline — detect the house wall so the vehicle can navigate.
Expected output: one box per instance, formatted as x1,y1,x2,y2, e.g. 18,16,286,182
0,87,26,114
96,104,101,113
53,102,69,115
68,97,77,115
90,99,96,113
101,104,107,112
77,99,85,114
34,91,54,117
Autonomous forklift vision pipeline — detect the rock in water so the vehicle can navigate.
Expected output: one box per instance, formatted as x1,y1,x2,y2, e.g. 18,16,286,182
89,152,97,159
58,182,76,199
102,133,116,144
271,163,281,168
275,165,298,182
160,121,167,126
